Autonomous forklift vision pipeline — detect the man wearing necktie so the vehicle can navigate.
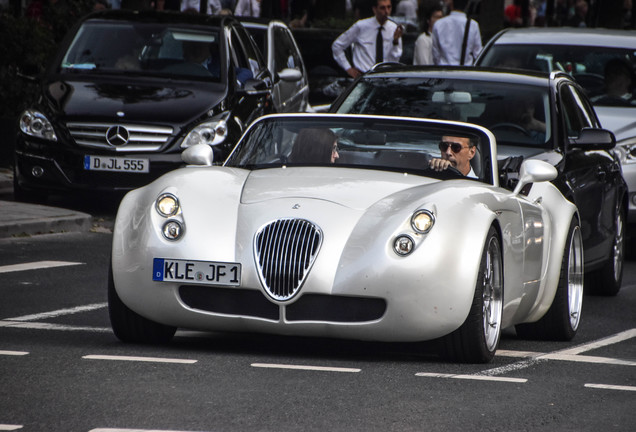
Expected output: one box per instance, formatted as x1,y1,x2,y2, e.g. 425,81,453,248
332,0,403,79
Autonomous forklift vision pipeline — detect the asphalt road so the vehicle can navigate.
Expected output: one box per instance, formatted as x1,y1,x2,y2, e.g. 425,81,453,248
1,228,635,431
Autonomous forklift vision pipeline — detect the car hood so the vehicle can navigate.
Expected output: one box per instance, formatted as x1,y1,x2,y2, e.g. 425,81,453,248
594,106,636,141
44,76,227,123
240,167,438,210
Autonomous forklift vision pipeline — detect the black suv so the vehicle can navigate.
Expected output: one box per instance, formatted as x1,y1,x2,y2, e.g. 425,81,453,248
15,10,273,201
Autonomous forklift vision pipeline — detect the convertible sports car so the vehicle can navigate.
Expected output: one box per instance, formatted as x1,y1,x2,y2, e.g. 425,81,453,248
109,113,583,363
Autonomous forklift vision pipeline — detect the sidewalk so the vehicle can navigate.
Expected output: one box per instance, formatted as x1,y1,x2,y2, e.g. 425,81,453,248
0,168,93,238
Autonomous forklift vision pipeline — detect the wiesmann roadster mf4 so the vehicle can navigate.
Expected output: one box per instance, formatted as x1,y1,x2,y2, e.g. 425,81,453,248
109,113,584,363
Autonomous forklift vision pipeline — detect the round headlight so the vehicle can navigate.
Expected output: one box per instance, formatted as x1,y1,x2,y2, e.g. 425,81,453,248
162,220,184,240
411,210,435,234
393,235,414,256
156,194,180,217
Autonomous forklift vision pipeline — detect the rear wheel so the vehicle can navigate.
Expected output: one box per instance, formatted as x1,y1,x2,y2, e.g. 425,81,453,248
516,217,583,340
108,262,177,344
586,206,624,296
440,226,503,363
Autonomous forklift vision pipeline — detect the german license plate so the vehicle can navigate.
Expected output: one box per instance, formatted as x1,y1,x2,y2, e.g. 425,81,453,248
152,258,241,286
84,155,149,173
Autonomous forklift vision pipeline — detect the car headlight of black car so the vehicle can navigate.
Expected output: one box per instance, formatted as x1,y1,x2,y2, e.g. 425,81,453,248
614,137,636,165
181,118,228,148
19,109,57,141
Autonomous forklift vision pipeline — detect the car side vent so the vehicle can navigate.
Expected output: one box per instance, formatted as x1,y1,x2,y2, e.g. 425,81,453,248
254,218,322,301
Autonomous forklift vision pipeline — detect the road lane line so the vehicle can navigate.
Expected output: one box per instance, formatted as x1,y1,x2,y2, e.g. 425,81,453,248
83,355,197,364
90,429,205,431
416,372,527,383
556,328,636,355
0,260,83,274
542,353,636,366
5,303,107,322
0,321,110,332
251,363,361,373
585,383,636,392
0,425,23,431
0,351,28,356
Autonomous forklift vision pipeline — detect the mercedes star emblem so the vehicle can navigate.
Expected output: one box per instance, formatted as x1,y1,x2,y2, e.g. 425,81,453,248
105,125,130,146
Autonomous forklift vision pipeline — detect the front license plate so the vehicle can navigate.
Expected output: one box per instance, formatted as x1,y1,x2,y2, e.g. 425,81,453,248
84,155,149,173
153,258,241,286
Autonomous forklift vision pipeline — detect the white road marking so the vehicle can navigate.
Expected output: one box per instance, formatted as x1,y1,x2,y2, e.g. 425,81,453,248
556,328,636,355
0,260,83,274
0,351,28,356
416,372,527,383
0,321,110,332
4,303,107,322
83,355,197,364
585,383,636,392
252,363,361,373
0,425,22,430
90,429,206,432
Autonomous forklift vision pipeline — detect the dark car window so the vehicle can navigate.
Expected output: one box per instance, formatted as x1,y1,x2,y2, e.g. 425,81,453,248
335,77,552,148
61,20,223,81
560,83,596,137
230,25,264,82
273,26,303,74
479,43,636,105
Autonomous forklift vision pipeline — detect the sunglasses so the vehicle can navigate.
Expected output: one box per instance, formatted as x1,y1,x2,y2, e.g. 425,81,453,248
439,141,470,153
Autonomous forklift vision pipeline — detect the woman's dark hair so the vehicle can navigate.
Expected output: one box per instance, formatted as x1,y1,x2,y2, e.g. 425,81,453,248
290,128,337,163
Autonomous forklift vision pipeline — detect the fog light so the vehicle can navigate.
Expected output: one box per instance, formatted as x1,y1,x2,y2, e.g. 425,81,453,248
393,235,414,256
31,166,44,177
411,210,435,233
162,220,184,240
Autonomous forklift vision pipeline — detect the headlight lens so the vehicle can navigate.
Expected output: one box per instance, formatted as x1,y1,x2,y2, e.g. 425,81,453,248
411,210,435,233
156,193,180,217
181,119,228,148
19,110,57,141
393,235,414,256
614,138,636,165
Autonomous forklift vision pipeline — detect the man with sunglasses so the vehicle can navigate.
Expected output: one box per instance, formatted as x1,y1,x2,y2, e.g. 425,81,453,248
429,135,478,178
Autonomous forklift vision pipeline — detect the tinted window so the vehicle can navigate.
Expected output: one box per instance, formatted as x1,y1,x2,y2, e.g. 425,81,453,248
273,26,303,74
560,84,595,137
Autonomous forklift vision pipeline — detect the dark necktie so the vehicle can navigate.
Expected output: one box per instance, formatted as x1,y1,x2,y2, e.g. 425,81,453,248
376,26,384,64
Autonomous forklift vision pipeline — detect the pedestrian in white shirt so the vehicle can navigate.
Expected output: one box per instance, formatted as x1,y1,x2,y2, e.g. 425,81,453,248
332,0,403,79
181,0,222,14
432,0,482,65
234,0,261,17
413,2,444,65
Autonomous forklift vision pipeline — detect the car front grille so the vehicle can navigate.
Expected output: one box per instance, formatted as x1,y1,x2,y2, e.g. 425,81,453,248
67,122,174,151
254,218,322,301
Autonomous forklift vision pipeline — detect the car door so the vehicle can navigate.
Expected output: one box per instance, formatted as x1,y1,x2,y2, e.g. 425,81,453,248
269,23,309,113
558,82,620,266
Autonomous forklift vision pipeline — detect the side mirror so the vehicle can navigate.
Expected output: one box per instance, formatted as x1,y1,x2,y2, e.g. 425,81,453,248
278,68,302,82
182,144,214,166
569,128,616,150
513,159,557,195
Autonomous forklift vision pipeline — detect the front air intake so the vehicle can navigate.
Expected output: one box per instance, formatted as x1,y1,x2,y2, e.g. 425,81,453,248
254,218,322,301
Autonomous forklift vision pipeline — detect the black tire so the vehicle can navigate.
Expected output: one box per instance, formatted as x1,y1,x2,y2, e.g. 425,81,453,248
516,216,583,341
108,262,177,344
585,206,624,296
440,226,503,363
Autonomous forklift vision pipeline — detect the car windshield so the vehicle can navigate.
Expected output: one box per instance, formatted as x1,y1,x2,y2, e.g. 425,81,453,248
60,20,224,82
335,77,551,149
225,115,493,184
479,44,636,107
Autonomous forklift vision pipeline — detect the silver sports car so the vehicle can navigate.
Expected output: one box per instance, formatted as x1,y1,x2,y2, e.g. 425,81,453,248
109,113,583,363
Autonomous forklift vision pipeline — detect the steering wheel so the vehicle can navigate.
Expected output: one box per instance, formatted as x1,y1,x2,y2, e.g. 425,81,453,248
490,122,532,137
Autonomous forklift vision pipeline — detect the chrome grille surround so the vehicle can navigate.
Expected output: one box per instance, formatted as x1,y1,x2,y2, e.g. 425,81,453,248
254,218,323,301
66,122,173,151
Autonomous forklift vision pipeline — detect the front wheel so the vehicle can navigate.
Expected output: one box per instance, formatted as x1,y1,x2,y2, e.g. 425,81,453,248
440,226,503,363
108,262,177,344
586,206,624,296
516,216,583,341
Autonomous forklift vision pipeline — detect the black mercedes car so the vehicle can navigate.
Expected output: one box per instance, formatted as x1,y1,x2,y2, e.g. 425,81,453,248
15,10,274,202
331,66,628,296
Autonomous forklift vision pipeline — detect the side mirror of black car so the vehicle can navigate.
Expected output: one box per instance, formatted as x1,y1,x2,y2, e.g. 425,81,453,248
238,78,271,97
569,128,616,150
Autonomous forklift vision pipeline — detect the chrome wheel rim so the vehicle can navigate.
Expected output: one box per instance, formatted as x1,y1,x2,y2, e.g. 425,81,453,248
613,211,624,282
483,236,503,352
568,226,584,331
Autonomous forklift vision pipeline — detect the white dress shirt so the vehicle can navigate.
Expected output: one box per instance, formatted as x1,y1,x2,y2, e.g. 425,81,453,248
181,0,222,14
413,32,433,65
432,11,482,66
332,16,403,73
235,0,261,17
